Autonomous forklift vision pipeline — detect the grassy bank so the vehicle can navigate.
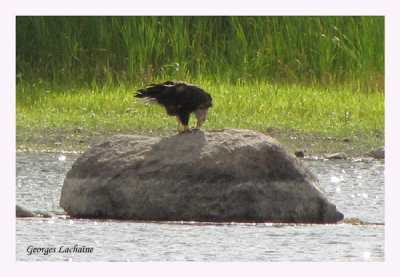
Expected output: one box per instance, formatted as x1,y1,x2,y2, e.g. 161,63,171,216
16,16,384,154
16,81,384,155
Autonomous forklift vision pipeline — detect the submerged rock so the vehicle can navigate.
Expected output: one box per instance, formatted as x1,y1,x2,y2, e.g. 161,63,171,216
60,129,343,223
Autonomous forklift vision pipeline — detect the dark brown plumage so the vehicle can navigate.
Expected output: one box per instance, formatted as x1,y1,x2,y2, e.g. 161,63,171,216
135,81,213,131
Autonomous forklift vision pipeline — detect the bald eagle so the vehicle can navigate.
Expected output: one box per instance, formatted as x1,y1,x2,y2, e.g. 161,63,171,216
135,81,213,131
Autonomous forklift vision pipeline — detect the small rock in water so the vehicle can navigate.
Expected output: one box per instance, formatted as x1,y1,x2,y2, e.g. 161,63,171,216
325,152,348,160
16,205,35,217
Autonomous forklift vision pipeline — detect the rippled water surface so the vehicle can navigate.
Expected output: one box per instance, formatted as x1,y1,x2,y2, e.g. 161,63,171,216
16,152,384,261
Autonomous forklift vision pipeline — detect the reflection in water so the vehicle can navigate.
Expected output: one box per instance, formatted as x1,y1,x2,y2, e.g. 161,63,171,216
16,152,384,261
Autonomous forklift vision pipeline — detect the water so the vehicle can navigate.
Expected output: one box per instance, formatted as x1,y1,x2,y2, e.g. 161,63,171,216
16,152,384,262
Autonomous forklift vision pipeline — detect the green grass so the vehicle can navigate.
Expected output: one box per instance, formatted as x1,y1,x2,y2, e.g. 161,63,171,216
16,16,384,92
16,81,384,154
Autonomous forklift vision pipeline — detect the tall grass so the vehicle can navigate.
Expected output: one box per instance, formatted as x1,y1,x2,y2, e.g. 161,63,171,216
16,16,384,92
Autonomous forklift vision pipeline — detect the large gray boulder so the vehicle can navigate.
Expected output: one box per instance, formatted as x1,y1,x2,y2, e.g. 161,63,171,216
60,129,343,223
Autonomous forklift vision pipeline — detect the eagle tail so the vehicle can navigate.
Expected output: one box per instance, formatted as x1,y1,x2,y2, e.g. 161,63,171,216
135,97,160,105
135,83,169,105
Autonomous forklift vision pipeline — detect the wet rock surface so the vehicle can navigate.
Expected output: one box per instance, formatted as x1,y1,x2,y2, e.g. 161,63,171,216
60,129,343,223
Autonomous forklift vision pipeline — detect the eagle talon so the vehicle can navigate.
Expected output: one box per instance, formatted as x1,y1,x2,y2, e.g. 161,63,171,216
181,128,192,133
180,125,191,133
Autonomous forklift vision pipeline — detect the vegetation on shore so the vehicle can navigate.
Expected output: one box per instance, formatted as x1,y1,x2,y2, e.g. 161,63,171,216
16,16,384,155
16,81,384,155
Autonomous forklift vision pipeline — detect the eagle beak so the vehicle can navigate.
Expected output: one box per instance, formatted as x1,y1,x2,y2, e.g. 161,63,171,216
194,108,208,129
